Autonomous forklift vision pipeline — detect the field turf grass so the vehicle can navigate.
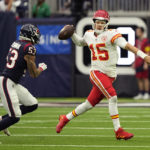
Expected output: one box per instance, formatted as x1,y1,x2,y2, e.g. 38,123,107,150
0,98,150,150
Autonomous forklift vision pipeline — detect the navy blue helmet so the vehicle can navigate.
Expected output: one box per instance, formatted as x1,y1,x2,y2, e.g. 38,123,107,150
19,24,41,44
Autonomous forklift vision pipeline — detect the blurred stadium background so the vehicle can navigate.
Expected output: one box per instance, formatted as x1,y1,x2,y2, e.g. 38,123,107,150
1,0,150,149
1,0,150,97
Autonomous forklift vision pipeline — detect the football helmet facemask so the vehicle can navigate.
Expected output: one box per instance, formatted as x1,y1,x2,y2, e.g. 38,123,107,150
19,24,41,44
92,10,110,34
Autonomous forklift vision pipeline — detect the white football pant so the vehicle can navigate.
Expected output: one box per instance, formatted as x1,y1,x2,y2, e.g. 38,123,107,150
0,76,37,117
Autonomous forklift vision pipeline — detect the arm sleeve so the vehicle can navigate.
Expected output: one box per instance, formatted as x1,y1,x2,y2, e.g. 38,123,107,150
114,37,128,49
71,33,87,46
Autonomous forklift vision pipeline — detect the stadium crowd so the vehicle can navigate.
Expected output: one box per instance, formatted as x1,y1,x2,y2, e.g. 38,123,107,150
1,0,150,99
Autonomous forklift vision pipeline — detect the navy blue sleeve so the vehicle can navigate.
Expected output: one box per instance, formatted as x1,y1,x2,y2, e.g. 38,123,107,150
24,43,36,56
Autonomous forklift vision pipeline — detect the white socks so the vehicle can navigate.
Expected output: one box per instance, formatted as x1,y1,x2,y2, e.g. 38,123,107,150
66,96,120,132
66,100,93,120
108,96,120,131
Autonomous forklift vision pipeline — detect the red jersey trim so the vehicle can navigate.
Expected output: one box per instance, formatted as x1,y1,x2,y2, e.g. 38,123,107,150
111,33,122,44
23,43,32,51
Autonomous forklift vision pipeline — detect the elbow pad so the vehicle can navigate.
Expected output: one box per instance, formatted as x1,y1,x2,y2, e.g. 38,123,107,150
115,37,128,49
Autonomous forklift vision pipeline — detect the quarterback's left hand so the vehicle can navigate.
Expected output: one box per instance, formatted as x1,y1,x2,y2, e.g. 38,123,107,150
38,63,47,71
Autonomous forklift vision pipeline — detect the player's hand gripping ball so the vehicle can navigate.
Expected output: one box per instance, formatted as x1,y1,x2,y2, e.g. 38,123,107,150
58,25,75,40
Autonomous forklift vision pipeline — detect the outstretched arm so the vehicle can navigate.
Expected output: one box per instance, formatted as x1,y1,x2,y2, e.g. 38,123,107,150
125,43,150,64
115,37,150,64
71,33,87,46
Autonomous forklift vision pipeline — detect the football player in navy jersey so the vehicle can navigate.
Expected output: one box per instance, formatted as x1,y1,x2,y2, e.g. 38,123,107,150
0,24,47,136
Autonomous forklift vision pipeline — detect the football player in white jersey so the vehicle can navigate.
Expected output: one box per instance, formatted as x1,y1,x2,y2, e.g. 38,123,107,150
56,10,150,140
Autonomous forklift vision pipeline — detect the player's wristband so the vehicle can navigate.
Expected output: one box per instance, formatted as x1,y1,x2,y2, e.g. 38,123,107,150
137,50,147,59
39,67,43,71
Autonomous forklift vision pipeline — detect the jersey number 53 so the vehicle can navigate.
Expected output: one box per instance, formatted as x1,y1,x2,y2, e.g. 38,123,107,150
6,48,18,69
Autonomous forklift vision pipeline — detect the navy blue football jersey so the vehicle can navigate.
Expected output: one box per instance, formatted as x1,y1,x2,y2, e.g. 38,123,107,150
2,40,36,83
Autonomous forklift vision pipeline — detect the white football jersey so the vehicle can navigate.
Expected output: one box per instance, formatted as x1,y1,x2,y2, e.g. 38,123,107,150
83,29,122,78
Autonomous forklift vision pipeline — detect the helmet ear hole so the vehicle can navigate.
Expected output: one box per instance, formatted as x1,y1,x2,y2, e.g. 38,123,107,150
93,19,96,23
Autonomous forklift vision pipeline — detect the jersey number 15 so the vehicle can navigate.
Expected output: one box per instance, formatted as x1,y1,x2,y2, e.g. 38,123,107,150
89,43,109,61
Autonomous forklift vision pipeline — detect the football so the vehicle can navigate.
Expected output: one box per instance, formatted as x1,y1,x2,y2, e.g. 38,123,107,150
58,25,75,40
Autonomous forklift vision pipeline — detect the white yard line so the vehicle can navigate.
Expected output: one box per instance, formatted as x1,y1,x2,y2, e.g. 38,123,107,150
0,134,113,137
1,110,150,115
2,102,150,107
17,120,150,123
22,115,139,118
38,102,150,107
1,144,150,148
0,134,150,138
10,126,150,130
25,111,150,115
35,111,150,114
22,115,150,118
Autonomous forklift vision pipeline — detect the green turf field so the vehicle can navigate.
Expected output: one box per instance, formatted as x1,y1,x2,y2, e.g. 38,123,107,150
0,99,150,150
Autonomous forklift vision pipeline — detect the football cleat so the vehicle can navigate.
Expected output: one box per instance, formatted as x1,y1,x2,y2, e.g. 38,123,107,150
56,115,69,133
3,129,11,136
115,128,134,140
0,116,11,136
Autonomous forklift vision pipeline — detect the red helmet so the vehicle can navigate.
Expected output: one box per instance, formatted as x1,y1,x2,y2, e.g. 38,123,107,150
93,10,110,22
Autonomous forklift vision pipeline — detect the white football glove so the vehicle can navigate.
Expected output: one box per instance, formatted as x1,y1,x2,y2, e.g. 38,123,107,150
38,63,47,71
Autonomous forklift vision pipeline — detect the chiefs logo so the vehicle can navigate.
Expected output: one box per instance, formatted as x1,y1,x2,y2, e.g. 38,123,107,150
101,36,107,42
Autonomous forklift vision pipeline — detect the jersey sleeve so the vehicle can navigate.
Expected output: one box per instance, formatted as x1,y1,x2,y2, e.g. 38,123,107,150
114,37,128,49
110,29,122,44
24,44,36,56
83,30,94,45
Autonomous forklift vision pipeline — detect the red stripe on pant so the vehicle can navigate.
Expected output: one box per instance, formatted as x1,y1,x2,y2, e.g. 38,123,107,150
88,71,117,106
